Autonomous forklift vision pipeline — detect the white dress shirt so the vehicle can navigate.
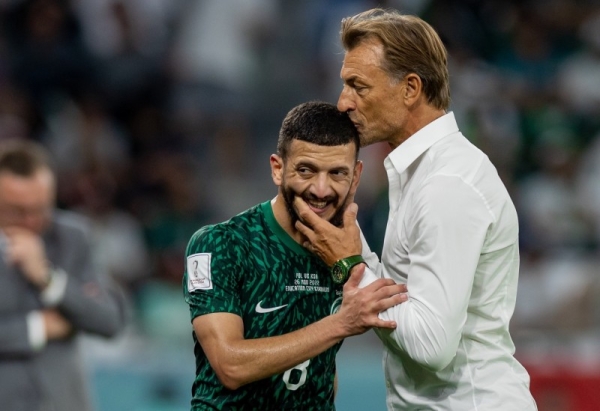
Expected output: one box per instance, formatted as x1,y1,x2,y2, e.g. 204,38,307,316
360,112,537,410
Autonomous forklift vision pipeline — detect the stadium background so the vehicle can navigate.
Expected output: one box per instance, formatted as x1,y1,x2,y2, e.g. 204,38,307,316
2,0,600,409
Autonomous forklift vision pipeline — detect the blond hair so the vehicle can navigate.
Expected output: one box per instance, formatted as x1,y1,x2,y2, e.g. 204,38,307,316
341,8,450,110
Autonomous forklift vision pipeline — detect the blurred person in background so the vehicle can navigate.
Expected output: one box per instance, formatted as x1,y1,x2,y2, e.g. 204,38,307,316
0,139,127,411
182,101,406,410
296,9,537,410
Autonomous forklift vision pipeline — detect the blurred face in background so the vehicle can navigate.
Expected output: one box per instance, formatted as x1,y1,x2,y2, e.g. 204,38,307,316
0,168,55,234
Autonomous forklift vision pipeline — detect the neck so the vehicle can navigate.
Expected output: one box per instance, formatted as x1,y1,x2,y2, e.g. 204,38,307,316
390,106,447,150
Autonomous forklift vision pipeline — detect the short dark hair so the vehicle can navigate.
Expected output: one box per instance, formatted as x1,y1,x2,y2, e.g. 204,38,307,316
0,139,54,176
277,101,360,160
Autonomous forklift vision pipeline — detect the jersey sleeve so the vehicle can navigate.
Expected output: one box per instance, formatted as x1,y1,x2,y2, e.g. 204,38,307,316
183,225,247,321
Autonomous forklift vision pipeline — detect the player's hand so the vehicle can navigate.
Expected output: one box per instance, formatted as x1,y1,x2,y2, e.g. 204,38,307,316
294,198,362,266
2,226,50,289
337,264,407,335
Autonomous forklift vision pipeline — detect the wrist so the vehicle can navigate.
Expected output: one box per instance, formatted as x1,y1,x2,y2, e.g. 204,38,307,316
40,267,68,306
330,255,365,285
327,312,351,341
36,264,53,290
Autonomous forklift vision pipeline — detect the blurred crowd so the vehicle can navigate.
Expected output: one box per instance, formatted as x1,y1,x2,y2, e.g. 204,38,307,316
1,0,600,370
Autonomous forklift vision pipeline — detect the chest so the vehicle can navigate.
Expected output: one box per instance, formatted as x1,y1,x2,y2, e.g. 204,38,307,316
0,262,42,312
381,166,427,282
239,252,343,337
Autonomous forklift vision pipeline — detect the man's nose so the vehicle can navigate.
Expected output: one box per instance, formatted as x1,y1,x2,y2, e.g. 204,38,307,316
337,87,355,112
311,174,333,198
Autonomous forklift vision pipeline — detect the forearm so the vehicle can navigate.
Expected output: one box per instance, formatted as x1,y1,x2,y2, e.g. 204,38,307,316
208,314,346,389
56,270,127,337
0,313,39,357
359,265,458,371
210,276,401,389
375,300,458,371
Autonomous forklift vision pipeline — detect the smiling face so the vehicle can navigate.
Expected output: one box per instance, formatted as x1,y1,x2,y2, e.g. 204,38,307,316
271,139,362,233
337,37,409,148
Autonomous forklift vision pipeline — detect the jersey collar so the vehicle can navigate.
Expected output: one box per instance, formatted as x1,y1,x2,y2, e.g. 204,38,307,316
260,201,313,256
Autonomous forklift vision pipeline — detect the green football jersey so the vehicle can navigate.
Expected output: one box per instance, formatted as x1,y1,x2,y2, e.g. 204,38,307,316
183,201,344,410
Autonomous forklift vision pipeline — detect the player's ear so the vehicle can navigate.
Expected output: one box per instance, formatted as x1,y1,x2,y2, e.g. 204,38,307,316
270,154,284,186
404,73,422,106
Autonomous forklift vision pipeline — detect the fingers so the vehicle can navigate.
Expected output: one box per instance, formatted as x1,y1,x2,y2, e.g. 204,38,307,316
294,219,314,243
293,198,319,246
363,291,407,330
1,226,19,236
348,277,407,305
339,278,408,334
382,283,407,298
373,319,397,330
342,203,358,228
294,197,321,229
362,281,407,314
378,292,407,311
363,278,399,293
345,263,365,288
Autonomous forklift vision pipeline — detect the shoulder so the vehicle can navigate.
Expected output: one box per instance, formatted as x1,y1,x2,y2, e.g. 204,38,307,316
186,204,265,254
51,209,93,239
424,132,505,192
417,135,512,222
426,132,487,173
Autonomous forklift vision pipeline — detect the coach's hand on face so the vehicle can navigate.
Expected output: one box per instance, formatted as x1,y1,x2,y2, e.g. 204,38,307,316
293,197,362,266
2,226,51,290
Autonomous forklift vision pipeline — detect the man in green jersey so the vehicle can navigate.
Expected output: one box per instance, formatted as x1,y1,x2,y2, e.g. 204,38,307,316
183,101,406,410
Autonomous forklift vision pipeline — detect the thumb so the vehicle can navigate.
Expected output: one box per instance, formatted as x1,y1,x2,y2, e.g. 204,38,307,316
345,262,365,288
343,203,358,228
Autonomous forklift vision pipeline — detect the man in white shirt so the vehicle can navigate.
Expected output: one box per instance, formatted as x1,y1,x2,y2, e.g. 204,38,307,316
295,8,538,411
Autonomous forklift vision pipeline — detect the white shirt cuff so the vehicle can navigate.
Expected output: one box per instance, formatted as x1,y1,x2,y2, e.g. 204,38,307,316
40,268,68,306
26,311,47,351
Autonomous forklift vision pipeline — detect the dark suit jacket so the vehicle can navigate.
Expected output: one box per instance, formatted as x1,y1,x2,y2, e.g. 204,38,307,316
0,210,127,411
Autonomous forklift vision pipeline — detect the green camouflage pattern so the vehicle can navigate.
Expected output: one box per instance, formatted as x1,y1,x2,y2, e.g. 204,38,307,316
183,201,344,410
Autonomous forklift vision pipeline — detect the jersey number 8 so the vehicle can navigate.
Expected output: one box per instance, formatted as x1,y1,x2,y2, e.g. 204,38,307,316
282,359,310,390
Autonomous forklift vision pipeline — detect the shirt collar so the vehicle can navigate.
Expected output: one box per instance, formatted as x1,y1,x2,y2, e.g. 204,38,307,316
386,111,459,175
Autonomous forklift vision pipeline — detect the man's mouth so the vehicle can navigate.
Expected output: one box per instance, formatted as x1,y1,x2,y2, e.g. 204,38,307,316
308,199,327,209
306,199,332,215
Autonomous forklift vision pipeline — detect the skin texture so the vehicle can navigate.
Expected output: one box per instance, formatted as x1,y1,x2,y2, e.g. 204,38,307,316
274,140,361,241
192,139,407,390
0,168,73,339
0,169,54,288
296,36,446,261
337,37,444,150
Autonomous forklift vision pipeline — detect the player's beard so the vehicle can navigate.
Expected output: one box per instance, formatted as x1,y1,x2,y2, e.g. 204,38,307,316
281,181,352,229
